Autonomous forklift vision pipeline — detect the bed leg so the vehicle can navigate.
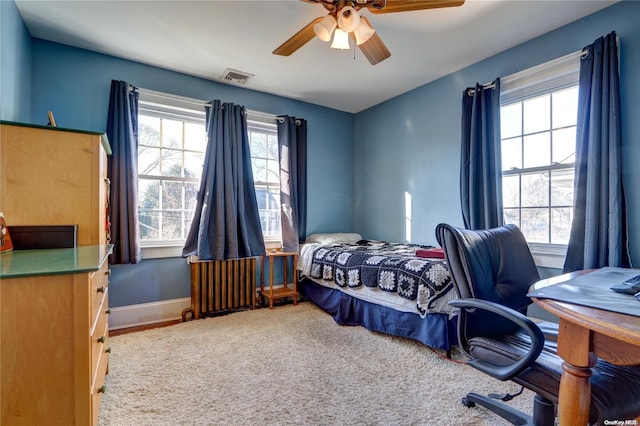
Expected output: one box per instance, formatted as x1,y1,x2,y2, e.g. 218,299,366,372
446,348,452,359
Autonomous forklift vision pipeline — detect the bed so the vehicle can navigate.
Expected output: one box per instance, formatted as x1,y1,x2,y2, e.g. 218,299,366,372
297,233,458,351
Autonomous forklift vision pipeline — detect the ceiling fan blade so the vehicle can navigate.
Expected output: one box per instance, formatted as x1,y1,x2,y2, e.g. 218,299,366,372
273,17,324,56
357,19,391,65
369,0,465,14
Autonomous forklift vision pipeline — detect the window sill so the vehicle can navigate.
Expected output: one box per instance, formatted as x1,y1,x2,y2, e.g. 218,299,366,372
528,243,567,270
140,239,282,260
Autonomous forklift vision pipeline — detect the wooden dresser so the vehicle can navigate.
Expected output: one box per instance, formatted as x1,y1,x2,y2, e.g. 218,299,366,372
1,245,113,425
0,121,113,424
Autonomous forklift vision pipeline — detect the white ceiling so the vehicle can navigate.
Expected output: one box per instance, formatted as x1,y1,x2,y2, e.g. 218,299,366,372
16,0,617,113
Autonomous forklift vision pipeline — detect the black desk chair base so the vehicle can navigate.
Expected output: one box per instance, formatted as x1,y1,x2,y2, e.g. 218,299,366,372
462,391,554,426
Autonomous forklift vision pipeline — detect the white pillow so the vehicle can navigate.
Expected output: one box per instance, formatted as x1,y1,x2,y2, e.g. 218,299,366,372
305,232,362,245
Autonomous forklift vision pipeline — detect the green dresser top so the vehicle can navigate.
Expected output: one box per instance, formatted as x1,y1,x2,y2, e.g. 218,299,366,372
0,245,113,278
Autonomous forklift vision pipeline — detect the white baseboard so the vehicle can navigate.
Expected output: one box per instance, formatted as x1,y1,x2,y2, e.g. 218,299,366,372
109,297,191,330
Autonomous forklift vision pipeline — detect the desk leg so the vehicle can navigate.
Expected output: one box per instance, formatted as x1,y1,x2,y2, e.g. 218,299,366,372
556,319,596,426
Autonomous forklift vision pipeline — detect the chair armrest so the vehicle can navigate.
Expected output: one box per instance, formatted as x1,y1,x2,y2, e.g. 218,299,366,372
449,298,545,381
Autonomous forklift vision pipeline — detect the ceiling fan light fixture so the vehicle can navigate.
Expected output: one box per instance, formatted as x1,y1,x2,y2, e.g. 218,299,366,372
354,19,375,45
313,15,336,42
330,28,350,50
337,6,360,33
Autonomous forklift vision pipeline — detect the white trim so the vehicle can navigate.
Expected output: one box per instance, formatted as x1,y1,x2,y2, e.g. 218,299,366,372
108,297,191,330
500,50,581,104
141,244,184,259
529,243,567,269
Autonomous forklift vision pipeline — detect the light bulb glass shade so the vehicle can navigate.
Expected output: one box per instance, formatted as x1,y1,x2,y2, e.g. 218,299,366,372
337,6,360,33
313,15,336,42
354,19,375,45
330,28,350,50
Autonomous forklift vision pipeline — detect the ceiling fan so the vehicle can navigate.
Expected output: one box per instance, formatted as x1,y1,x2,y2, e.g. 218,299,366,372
273,0,465,65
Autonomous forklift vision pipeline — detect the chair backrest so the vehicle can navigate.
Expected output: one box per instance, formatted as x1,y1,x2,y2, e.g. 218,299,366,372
436,223,540,337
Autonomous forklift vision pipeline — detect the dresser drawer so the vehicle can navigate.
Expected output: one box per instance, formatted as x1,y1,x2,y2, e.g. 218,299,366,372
91,341,109,426
91,302,109,380
90,261,109,329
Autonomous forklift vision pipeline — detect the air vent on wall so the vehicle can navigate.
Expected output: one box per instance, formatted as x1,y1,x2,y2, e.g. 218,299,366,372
220,68,254,85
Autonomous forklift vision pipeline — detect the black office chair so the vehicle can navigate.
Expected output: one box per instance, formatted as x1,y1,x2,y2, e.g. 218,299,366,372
435,223,640,426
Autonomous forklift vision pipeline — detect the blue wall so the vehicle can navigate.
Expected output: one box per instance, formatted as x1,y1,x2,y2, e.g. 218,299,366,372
28,40,355,306
0,0,31,121
354,1,640,271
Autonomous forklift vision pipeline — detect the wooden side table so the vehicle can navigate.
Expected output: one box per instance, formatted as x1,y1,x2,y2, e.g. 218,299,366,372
259,249,299,309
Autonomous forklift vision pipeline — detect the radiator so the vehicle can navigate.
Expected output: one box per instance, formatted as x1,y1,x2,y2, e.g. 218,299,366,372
182,258,257,321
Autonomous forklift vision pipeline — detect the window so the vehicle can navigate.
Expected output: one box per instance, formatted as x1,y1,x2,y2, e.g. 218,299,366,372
136,90,281,251
248,120,282,241
137,106,206,246
500,52,581,249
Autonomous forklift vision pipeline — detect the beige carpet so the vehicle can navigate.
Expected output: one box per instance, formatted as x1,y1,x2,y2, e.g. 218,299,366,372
98,301,535,425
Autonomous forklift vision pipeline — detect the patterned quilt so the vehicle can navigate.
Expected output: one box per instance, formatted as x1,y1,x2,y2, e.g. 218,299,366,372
308,241,453,317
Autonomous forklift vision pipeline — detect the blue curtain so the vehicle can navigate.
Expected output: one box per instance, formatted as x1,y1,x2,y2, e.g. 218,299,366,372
564,31,630,272
182,100,265,260
460,79,503,230
277,116,307,252
106,80,141,264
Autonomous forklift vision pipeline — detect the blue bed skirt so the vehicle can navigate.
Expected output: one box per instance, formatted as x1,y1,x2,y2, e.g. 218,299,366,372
300,278,458,351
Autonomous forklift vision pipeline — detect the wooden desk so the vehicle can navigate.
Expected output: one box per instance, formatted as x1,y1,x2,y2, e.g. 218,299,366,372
259,250,299,309
530,272,640,426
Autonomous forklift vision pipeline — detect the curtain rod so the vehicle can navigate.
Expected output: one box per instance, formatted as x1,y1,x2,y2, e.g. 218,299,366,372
466,48,589,97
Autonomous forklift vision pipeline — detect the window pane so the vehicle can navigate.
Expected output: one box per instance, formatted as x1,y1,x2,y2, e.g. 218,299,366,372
161,149,183,177
552,127,576,164
523,132,550,168
161,211,184,240
501,103,522,139
267,186,280,210
551,207,572,244
502,175,520,208
552,86,579,128
267,159,279,183
255,188,267,209
184,151,204,180
138,179,160,210
139,210,159,240
252,158,267,182
185,183,199,211
523,94,550,134
162,119,182,149
139,146,160,175
521,172,548,207
266,210,281,236
521,208,549,243
501,136,522,170
184,122,206,152
267,134,279,160
504,208,520,227
249,131,266,157
162,181,184,210
139,115,160,147
550,169,574,207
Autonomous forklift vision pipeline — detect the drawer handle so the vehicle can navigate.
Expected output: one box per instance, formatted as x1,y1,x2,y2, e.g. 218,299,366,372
97,335,106,343
97,385,106,394
105,269,111,276
105,309,111,315
97,286,105,293
106,347,112,354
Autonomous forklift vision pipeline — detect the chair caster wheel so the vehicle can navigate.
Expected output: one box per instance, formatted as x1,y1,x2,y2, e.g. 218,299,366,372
462,397,475,408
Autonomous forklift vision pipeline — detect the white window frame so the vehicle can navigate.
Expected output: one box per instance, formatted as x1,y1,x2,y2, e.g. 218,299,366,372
247,116,282,245
135,89,281,258
500,51,582,269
